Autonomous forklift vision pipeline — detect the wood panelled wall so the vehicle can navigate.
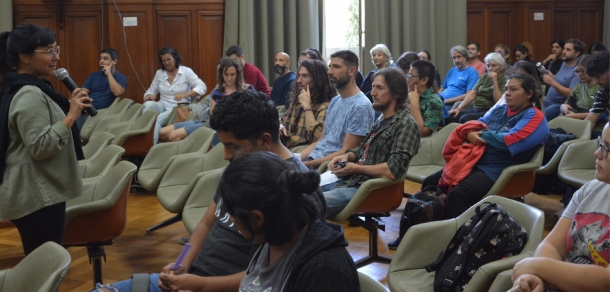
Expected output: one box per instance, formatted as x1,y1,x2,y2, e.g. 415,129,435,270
12,0,224,103
467,0,604,64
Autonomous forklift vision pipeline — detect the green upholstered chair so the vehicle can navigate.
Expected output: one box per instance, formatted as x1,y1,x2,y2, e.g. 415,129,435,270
63,161,137,287
319,161,407,268
0,241,71,292
358,271,388,292
138,127,216,192
78,145,125,179
106,109,159,157
88,103,143,140
146,144,228,234
182,168,225,233
536,117,591,176
405,123,458,184
558,139,598,188
80,98,133,141
484,147,544,199
82,132,115,160
387,196,544,292
488,269,514,292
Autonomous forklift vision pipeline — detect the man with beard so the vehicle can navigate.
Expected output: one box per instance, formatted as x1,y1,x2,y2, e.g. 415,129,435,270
467,42,485,76
321,67,420,217
542,38,583,120
438,45,479,118
585,50,610,137
299,50,375,168
270,52,296,106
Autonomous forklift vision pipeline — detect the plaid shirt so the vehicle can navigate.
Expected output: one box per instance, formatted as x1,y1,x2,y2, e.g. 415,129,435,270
282,102,329,148
341,108,420,187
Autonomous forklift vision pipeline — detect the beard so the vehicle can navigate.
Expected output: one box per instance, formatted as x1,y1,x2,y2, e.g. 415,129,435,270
331,74,350,89
274,65,287,75
372,102,388,112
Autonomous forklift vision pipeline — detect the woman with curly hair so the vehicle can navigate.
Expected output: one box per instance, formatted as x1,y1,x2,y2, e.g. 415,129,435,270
280,59,336,150
515,42,536,65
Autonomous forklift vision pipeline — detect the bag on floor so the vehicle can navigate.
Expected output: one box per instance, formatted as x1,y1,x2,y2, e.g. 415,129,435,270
425,202,528,292
398,186,447,239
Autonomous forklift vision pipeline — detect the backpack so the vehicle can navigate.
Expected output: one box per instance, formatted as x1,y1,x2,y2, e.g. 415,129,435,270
425,202,528,292
398,186,447,239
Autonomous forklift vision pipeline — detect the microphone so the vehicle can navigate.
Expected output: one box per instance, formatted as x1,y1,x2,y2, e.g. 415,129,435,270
55,68,97,116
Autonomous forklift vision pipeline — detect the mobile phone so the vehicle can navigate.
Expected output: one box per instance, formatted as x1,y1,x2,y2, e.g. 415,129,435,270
335,160,347,169
172,243,192,271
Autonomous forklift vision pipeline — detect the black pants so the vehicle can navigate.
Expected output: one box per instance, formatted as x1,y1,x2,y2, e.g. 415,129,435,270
445,108,488,124
11,202,66,255
422,169,495,219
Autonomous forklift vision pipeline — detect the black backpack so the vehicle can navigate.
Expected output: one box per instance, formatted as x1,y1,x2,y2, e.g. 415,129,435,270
398,186,447,239
425,202,528,292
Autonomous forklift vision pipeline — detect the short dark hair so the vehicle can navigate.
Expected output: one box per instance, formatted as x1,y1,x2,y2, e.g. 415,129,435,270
225,45,244,57
566,39,585,56
372,67,408,111
395,52,420,72
219,152,319,246
588,41,608,54
158,47,182,70
330,49,359,69
586,50,610,78
288,59,335,108
410,60,436,89
0,23,56,74
300,47,324,61
495,44,512,64
101,48,119,60
209,90,280,144
551,38,565,48
467,42,481,52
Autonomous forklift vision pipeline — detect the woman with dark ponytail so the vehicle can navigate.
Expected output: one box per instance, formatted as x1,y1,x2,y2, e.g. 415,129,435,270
218,152,359,292
0,23,90,254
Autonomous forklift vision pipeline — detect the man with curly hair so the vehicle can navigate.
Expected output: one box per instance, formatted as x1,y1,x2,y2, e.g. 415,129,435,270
280,59,337,150
585,50,610,136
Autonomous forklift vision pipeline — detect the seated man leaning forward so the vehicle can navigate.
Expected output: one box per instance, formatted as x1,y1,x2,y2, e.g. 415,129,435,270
322,67,421,217
299,49,375,168
92,90,325,292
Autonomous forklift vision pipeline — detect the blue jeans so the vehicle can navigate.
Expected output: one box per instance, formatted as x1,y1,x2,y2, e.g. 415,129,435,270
543,103,561,120
101,273,162,292
322,182,358,218
143,101,171,144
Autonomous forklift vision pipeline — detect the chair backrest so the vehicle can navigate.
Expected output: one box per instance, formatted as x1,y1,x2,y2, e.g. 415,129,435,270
64,161,137,245
487,146,544,198
358,271,387,292
79,145,125,179
177,127,216,154
201,143,229,172
0,241,70,292
547,116,592,140
132,109,158,130
82,132,115,159
119,103,143,122
107,98,134,116
410,123,457,167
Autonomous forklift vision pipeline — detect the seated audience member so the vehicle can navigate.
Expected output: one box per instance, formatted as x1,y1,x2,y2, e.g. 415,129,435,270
158,58,251,142
322,68,420,217
219,152,359,292
560,55,601,121
495,44,512,66
77,48,127,130
542,38,584,120
360,43,394,99
298,47,324,66
143,47,207,144
395,51,420,75
488,60,541,111
422,73,549,220
542,38,565,76
418,50,442,91
281,59,335,149
269,52,295,106
93,90,325,292
226,45,270,96
438,45,480,117
448,52,508,123
511,121,610,292
467,42,486,76
514,42,536,65
585,51,610,138
299,50,375,168
588,41,608,55
407,60,444,137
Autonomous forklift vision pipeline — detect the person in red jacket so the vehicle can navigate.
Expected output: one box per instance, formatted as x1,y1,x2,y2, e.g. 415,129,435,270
226,45,271,96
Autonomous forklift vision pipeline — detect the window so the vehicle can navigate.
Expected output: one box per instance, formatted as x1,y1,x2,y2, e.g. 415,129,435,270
323,0,363,63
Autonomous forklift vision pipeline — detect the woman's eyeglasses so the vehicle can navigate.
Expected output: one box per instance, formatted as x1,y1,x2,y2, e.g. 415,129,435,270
598,137,609,159
573,69,586,76
34,46,60,57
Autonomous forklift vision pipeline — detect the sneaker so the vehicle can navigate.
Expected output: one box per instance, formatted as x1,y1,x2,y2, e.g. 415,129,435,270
388,237,401,250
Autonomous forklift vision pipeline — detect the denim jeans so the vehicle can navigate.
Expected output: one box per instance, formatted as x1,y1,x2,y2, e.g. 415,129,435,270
322,183,358,218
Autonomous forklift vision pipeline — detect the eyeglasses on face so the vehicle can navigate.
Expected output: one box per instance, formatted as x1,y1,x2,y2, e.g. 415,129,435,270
406,74,419,81
34,46,60,57
574,69,586,76
598,137,609,159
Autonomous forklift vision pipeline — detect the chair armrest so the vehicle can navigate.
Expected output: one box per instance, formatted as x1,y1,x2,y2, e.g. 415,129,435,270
140,142,180,170
389,219,458,273
558,140,598,170
537,137,586,175
318,161,330,173
465,253,532,292
65,198,114,225
328,177,400,222
486,148,543,197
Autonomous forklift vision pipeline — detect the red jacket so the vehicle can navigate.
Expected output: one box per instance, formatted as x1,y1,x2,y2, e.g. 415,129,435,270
438,121,488,193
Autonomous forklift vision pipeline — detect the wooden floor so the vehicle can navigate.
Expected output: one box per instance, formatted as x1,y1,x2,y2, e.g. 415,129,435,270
0,180,564,291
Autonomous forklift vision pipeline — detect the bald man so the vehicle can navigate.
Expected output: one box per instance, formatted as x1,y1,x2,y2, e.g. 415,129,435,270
270,52,296,106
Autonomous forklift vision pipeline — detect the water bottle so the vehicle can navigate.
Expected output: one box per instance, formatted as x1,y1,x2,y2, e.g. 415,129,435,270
536,62,548,75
